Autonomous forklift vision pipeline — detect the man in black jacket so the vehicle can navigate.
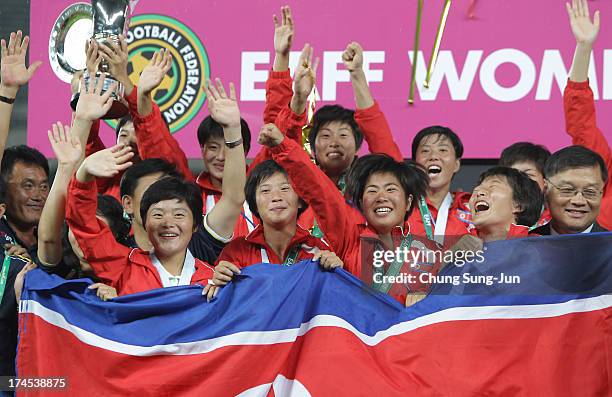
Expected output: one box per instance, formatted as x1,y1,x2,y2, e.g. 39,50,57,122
531,146,609,235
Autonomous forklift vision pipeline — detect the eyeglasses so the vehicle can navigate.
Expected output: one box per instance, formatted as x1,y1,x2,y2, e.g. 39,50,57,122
546,179,603,201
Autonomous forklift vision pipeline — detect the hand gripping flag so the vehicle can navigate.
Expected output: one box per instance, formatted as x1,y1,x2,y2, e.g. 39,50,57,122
16,233,612,396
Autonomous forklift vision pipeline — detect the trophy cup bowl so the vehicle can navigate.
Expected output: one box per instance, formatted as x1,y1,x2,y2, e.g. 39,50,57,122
52,0,133,119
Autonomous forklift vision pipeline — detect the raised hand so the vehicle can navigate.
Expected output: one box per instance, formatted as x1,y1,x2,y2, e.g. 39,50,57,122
293,44,319,102
565,0,599,45
566,0,600,45
258,123,284,147
138,48,172,95
342,42,364,73
75,72,117,121
48,122,82,167
0,30,42,92
79,144,134,180
204,78,240,128
97,36,130,83
85,39,102,74
273,6,294,56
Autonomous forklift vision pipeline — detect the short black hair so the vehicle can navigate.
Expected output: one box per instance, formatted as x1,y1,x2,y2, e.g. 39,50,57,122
196,115,252,154
245,160,307,220
411,126,464,159
308,105,364,155
477,166,543,227
97,194,131,245
115,114,133,137
119,158,183,198
544,145,608,184
1,145,50,182
140,177,203,230
0,179,6,204
346,154,429,219
499,142,551,175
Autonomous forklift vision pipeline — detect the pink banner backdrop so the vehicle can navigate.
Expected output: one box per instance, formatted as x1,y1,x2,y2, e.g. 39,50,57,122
28,0,612,159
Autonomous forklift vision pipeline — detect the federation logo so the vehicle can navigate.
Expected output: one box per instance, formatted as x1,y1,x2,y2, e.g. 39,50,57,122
107,14,210,133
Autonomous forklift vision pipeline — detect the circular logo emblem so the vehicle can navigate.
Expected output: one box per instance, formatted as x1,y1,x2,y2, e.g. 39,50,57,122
106,14,210,133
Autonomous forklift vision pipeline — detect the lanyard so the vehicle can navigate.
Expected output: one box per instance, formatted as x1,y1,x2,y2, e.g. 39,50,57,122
260,245,301,267
372,233,413,294
0,254,11,304
528,205,548,231
337,174,346,194
417,193,452,245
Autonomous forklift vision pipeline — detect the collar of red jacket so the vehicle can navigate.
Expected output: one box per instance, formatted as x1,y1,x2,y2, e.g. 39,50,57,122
424,191,472,212
196,171,222,194
470,223,531,240
245,222,317,249
128,248,213,284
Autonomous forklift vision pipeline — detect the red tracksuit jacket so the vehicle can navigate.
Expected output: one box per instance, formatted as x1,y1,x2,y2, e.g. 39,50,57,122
563,79,612,230
65,178,214,295
407,192,472,245
216,223,331,268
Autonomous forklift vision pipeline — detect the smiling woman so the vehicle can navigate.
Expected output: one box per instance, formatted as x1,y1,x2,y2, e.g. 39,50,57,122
469,166,543,241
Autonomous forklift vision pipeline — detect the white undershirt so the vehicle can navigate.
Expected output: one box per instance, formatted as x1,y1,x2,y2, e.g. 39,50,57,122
550,223,594,236
150,249,196,287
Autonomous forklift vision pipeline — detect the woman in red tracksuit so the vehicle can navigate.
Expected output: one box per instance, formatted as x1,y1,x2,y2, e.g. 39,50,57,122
257,125,433,305
204,156,346,300
66,154,215,296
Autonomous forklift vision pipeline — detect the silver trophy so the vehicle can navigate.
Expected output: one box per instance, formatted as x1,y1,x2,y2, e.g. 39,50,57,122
50,1,135,119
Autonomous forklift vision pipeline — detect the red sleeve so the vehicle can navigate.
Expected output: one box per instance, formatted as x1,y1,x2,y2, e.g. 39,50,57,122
564,79,612,228
216,239,248,268
264,70,293,124
85,120,105,157
247,147,272,176
264,68,307,145
65,178,131,287
83,120,116,195
127,85,195,180
355,101,403,162
269,138,361,273
275,105,307,143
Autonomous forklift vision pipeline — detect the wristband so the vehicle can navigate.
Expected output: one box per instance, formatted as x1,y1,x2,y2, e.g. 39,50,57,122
225,137,243,149
0,95,15,105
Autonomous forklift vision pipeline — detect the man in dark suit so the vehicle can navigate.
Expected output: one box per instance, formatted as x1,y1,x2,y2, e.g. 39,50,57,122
531,146,609,235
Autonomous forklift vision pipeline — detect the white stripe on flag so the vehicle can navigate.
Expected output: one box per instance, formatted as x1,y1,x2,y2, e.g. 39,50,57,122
20,295,612,357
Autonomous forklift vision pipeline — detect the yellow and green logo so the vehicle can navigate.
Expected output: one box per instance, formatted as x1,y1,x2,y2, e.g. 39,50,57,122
107,14,210,133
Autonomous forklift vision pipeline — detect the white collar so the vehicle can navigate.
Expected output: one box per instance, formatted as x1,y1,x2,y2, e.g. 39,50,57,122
150,249,196,287
550,223,594,235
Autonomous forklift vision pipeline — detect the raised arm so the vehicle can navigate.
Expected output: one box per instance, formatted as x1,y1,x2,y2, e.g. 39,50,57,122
343,42,402,161
564,0,611,177
203,79,246,240
37,122,82,265
0,30,41,165
73,71,118,152
66,145,134,285
263,6,295,125
103,42,193,179
259,124,360,263
566,0,599,83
